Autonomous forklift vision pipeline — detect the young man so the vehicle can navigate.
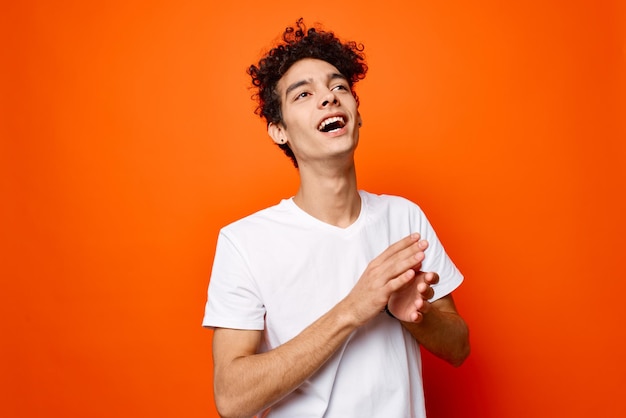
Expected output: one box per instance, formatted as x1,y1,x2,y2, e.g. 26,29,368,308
203,19,470,418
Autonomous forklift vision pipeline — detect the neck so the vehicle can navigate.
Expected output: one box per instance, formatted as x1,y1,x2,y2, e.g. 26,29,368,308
293,161,360,228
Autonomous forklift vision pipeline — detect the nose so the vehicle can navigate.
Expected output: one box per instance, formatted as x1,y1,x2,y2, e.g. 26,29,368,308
319,90,339,108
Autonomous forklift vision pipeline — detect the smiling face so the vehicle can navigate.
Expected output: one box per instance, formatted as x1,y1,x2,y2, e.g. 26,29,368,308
268,58,362,169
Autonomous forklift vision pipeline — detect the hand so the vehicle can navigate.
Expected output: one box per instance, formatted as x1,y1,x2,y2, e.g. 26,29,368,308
387,270,440,323
343,234,427,327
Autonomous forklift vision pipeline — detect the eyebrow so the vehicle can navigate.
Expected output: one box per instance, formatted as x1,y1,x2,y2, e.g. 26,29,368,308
284,72,348,97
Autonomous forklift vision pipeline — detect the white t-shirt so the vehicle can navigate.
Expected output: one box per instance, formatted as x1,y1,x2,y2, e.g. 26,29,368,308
203,191,463,417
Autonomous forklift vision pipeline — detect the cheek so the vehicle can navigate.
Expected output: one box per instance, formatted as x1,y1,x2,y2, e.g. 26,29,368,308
282,112,309,135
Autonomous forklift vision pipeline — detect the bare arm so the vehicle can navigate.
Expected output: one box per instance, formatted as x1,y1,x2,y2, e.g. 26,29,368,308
212,233,429,418
212,303,356,418
402,293,469,366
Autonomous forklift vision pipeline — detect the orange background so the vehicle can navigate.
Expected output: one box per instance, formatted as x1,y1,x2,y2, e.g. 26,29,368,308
2,1,625,417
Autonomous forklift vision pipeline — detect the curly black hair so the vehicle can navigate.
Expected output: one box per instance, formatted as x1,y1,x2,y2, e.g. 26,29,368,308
248,18,368,167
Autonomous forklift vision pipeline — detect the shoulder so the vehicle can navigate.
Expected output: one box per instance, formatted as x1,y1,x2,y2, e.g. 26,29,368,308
218,198,304,249
360,190,425,215
222,198,292,232
359,190,434,240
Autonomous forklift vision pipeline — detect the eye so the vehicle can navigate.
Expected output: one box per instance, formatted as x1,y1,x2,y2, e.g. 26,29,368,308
295,91,310,101
332,79,351,91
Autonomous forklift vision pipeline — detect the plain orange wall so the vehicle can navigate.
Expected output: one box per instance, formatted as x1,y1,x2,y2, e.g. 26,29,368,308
2,1,625,417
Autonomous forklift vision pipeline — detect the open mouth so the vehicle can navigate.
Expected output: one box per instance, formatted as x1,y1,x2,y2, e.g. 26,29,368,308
318,116,346,133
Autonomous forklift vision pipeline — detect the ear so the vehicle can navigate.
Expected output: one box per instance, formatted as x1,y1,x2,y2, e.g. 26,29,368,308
357,112,363,128
268,122,287,145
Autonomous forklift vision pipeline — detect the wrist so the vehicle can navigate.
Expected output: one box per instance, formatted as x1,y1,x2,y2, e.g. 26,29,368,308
383,304,397,320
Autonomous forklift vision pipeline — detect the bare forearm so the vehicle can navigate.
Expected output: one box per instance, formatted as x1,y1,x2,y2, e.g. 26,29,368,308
402,304,470,367
214,303,357,418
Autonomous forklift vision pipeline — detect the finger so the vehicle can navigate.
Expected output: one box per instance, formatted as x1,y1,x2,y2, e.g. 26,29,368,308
388,238,430,269
373,240,426,282
417,279,429,294
375,233,421,264
410,300,426,323
410,240,428,271
425,272,440,285
417,272,437,299
415,297,432,315
389,267,416,288
415,281,435,301
410,311,422,323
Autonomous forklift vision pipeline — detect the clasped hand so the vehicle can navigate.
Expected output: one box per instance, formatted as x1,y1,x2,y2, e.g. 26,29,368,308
387,269,439,323
347,233,439,325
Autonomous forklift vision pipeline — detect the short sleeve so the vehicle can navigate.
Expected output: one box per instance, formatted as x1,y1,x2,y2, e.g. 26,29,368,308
202,230,266,330
414,207,464,302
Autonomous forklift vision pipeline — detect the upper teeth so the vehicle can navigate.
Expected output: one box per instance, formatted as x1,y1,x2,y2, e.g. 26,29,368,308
318,116,345,131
